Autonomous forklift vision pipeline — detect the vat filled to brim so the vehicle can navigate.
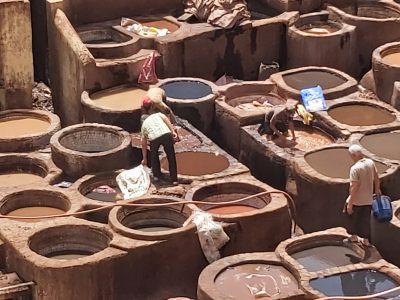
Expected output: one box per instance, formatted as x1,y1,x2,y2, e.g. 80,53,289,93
161,80,213,100
360,132,400,161
283,70,346,90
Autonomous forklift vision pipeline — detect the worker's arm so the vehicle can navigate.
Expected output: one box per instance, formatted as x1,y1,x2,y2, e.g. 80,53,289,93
269,111,281,136
161,114,178,139
373,166,382,195
141,135,148,165
289,120,296,141
346,180,360,215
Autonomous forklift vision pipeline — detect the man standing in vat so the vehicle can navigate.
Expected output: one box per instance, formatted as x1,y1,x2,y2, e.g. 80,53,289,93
257,105,297,143
140,98,179,184
343,144,381,245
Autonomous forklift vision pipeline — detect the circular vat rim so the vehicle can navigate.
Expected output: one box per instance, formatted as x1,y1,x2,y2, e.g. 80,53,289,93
185,179,274,220
78,28,134,49
292,19,345,36
373,41,400,67
50,123,131,157
28,224,113,260
0,188,74,220
198,252,302,300
81,83,149,113
158,77,218,103
108,196,196,241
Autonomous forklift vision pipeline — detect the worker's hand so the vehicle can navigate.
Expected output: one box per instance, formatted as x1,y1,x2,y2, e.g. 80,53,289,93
292,136,296,142
376,189,382,196
345,203,354,215
172,131,178,141
141,159,147,166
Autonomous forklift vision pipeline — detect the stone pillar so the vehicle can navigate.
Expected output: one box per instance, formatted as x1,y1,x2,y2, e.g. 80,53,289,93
0,0,34,109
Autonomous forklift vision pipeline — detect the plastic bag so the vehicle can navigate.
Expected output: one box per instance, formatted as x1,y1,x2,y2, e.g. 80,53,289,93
300,85,327,112
116,165,151,200
138,51,158,84
190,210,230,263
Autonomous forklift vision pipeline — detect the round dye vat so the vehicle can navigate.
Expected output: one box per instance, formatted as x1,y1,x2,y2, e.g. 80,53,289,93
85,186,123,202
382,52,400,65
305,148,388,179
0,172,44,187
206,204,257,215
139,19,179,33
291,245,362,272
47,251,93,260
360,132,400,161
228,94,285,110
215,263,298,299
162,81,212,100
328,104,395,126
310,270,400,298
299,22,340,35
272,127,333,152
90,86,147,110
161,152,229,176
0,116,50,138
283,71,346,90
6,207,65,222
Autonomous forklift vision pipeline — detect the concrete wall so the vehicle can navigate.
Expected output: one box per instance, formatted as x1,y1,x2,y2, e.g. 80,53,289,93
0,0,33,110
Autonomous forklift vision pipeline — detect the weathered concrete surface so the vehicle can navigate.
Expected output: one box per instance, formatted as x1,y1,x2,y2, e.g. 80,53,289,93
0,0,33,109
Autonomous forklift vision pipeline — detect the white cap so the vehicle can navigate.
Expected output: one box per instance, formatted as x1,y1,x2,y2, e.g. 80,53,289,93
147,87,165,104
349,144,363,155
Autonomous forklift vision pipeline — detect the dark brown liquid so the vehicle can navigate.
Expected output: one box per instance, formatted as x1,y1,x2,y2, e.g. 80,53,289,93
360,132,400,161
6,207,66,222
91,87,147,110
328,105,395,126
139,20,179,33
215,263,299,299
85,186,123,202
310,270,400,297
206,205,257,215
283,71,346,90
305,148,388,179
291,246,361,272
161,152,229,176
382,52,400,65
271,127,332,151
135,225,176,232
47,250,93,260
0,117,50,138
0,172,43,187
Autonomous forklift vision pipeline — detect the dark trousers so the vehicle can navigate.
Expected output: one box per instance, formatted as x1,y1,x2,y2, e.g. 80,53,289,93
348,205,372,240
150,133,177,181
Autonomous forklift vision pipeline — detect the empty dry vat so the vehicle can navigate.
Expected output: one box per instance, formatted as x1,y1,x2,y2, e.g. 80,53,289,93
186,178,292,254
0,154,50,189
215,81,286,157
314,99,400,135
276,228,380,275
240,121,336,190
76,171,123,203
0,109,60,152
371,200,400,267
197,252,303,300
109,196,196,241
158,78,218,133
292,145,396,232
327,0,400,76
78,28,140,59
359,131,400,164
373,42,400,103
50,123,133,178
81,84,148,131
270,66,357,100
0,189,76,222
287,11,357,76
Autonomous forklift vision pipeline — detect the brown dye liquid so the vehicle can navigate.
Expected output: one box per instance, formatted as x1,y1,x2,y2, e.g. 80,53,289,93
305,148,388,179
0,117,50,138
6,207,65,222
215,263,298,299
85,186,123,202
0,172,43,187
91,87,147,110
291,245,361,272
135,225,176,232
86,39,116,45
206,205,257,214
283,71,346,90
382,52,400,65
48,251,92,260
161,152,229,176
272,127,332,152
360,132,400,161
300,22,339,35
139,20,179,33
328,105,395,126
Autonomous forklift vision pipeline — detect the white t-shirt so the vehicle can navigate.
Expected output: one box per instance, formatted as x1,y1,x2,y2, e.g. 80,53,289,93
141,113,170,141
349,158,377,206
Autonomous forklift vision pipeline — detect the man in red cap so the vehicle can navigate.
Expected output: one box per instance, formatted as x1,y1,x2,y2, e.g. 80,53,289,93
140,98,178,184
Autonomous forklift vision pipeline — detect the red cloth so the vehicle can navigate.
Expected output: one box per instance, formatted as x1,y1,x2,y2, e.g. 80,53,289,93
138,51,158,84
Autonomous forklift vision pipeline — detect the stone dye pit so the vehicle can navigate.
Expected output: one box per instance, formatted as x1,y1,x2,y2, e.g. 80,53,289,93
327,104,396,126
89,85,146,110
161,151,230,177
360,132,400,162
0,116,49,138
284,70,345,90
298,21,340,35
310,269,400,298
136,19,180,33
77,171,123,203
